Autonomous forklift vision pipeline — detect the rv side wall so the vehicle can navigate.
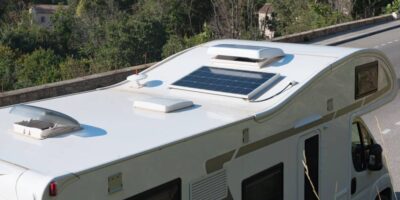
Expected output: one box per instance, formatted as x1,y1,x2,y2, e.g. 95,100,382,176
45,51,395,200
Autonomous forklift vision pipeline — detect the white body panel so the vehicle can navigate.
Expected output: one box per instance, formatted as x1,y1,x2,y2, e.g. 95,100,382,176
0,161,27,200
0,40,396,200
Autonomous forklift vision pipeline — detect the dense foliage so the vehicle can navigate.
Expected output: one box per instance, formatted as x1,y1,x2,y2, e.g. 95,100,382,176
0,0,395,92
386,0,400,13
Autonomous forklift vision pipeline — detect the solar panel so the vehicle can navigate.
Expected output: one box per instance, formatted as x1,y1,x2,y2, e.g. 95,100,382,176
170,66,279,99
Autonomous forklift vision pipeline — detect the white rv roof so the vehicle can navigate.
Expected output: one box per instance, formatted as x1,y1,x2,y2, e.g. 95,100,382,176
0,40,360,177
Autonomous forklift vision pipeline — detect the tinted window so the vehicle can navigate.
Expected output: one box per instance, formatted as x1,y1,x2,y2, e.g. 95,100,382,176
126,179,181,200
351,122,373,172
304,135,319,200
355,61,378,99
242,163,283,200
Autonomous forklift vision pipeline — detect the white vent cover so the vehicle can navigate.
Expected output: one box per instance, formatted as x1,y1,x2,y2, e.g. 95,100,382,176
133,97,193,113
10,104,81,139
190,170,228,200
126,73,148,88
207,44,285,68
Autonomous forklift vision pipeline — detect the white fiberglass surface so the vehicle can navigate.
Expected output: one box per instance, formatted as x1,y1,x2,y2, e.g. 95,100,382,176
0,89,243,176
0,40,359,177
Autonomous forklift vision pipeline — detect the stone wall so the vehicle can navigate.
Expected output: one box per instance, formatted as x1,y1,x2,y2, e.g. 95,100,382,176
0,63,152,107
273,14,395,43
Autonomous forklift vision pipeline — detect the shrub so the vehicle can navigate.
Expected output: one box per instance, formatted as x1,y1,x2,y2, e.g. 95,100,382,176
16,48,61,88
0,45,16,91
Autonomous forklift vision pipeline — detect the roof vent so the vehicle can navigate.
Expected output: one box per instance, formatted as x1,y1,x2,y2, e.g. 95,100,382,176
207,44,284,68
10,104,81,139
133,97,193,113
126,73,148,88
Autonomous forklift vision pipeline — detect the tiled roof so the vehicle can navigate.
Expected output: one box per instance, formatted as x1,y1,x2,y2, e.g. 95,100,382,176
258,3,273,14
31,4,68,14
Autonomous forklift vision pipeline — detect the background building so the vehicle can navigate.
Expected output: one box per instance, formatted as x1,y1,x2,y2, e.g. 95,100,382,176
29,4,68,28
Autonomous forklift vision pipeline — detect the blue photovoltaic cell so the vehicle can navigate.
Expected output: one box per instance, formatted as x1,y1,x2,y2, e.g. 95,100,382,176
171,66,277,96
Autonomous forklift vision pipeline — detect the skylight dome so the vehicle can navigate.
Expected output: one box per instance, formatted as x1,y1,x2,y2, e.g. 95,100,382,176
10,104,81,139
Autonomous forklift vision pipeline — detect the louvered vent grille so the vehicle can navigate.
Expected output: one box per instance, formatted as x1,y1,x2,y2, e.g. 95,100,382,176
190,170,228,200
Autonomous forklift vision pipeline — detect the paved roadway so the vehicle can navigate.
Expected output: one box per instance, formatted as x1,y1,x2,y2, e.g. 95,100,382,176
336,25,400,198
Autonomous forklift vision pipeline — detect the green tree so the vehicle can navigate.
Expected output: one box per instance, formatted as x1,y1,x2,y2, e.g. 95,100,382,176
208,0,264,39
76,0,117,19
116,0,138,11
50,7,82,57
0,23,52,55
162,35,185,58
0,0,28,24
269,0,350,36
16,48,61,88
60,57,89,79
305,2,351,29
0,45,16,91
386,0,400,13
352,0,392,19
162,23,213,58
90,16,166,72
134,0,212,36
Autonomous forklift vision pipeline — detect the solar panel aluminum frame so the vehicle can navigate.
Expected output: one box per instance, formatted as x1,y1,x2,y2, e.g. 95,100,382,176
169,69,280,100
246,73,280,99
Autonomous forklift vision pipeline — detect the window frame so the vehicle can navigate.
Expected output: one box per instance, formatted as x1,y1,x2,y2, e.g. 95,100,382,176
351,121,373,172
355,61,379,99
242,162,284,200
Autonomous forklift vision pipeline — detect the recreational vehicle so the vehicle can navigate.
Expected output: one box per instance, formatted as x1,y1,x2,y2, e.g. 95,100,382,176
0,40,397,200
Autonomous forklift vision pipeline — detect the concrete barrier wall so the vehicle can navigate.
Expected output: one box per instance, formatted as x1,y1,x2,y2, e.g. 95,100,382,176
0,63,153,107
0,14,397,107
273,14,395,43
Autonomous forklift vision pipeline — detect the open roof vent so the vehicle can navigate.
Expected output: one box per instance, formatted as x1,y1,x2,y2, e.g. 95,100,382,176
133,97,193,113
10,104,81,139
207,44,284,68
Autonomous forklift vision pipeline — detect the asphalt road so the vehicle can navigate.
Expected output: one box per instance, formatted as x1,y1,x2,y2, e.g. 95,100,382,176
338,25,400,198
